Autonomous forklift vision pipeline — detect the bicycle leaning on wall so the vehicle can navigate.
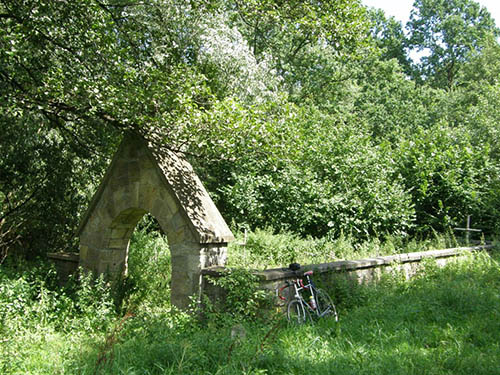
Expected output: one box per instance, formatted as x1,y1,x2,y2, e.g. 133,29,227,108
277,263,338,324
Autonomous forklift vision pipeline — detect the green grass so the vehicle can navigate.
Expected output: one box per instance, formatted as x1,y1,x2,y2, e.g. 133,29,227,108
1,230,499,374
227,227,470,269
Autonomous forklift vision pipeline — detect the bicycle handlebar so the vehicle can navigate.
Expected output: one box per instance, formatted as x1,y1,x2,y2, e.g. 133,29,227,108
277,281,290,301
278,268,315,301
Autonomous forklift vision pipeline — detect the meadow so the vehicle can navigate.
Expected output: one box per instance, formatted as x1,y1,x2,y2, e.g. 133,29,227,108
1,229,499,374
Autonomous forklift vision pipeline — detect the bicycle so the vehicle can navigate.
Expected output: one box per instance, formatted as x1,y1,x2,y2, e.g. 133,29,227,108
277,263,338,324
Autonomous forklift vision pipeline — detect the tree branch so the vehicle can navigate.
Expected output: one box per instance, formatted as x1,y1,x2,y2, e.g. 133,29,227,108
93,0,161,69
0,189,37,222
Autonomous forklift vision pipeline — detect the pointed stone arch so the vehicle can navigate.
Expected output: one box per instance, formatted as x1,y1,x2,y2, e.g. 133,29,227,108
77,133,234,308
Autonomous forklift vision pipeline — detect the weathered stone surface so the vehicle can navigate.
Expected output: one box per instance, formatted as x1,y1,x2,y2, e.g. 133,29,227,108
76,132,234,309
200,244,228,268
47,252,79,284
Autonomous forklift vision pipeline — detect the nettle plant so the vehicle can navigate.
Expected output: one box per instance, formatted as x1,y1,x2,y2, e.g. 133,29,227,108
206,268,269,320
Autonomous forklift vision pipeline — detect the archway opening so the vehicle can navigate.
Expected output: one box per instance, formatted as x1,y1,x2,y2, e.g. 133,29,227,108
124,213,172,309
77,133,234,309
109,211,172,310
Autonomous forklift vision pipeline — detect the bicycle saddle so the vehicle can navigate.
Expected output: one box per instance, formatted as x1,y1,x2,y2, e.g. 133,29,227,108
289,263,301,271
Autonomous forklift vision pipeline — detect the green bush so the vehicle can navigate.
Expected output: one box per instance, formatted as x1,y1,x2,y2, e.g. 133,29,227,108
203,105,416,240
205,268,269,321
396,124,494,234
0,259,115,335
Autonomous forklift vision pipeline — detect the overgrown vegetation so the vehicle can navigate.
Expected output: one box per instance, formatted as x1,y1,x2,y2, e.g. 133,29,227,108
2,0,500,371
1,230,499,374
1,0,500,258
226,227,467,269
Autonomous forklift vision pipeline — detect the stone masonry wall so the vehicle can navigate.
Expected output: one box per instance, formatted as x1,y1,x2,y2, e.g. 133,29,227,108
201,246,492,307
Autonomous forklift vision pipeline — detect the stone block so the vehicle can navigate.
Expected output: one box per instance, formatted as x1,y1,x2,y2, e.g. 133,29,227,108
168,227,188,245
138,184,156,212
170,241,201,257
108,238,128,249
101,201,117,223
163,191,180,215
127,161,141,182
79,230,105,249
200,244,228,267
109,173,129,191
79,247,100,272
79,245,88,260
171,211,187,231
47,252,80,285
139,153,155,171
109,227,129,240
171,270,197,296
141,166,161,185
99,249,113,262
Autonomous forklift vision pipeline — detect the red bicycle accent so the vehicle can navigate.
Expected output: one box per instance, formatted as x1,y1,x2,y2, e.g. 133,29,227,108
277,282,290,301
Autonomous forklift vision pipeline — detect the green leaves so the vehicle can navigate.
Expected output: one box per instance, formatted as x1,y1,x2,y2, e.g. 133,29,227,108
407,0,499,89
396,124,492,233
228,0,371,101
367,9,411,74
2,0,500,257
207,268,267,320
199,104,416,239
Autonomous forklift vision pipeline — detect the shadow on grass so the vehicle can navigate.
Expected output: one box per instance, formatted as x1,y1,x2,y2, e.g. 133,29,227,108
67,252,500,375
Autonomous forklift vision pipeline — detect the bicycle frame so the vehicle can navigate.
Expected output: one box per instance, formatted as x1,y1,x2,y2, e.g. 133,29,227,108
289,273,320,317
279,271,334,319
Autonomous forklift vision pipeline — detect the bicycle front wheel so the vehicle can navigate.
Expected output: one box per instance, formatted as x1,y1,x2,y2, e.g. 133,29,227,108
287,299,311,324
315,289,338,321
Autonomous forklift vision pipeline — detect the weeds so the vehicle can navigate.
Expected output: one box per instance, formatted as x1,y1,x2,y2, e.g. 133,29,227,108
227,228,467,270
205,268,269,320
93,311,134,375
1,228,499,374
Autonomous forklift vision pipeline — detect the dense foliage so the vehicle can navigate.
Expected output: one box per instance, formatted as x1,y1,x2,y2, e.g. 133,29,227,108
1,0,500,258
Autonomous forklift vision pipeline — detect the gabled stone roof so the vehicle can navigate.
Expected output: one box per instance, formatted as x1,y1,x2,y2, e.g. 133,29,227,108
77,132,234,244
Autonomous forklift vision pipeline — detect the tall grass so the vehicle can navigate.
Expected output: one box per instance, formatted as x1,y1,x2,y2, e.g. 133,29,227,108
117,228,171,312
0,229,498,374
227,227,464,269
95,250,500,375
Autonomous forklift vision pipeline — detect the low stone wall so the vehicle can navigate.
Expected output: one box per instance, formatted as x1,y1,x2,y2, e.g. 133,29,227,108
47,252,80,284
48,245,492,304
201,245,493,304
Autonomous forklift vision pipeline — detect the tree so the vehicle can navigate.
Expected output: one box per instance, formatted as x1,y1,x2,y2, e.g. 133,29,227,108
367,8,411,74
458,34,500,88
406,0,499,89
0,0,218,255
226,0,371,102
0,0,376,255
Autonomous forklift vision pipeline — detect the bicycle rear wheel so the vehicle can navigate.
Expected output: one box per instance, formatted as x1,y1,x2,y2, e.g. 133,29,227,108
287,299,311,324
315,289,338,321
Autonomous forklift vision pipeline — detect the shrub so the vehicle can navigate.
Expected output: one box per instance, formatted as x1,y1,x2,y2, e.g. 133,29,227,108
396,124,494,234
205,268,269,321
0,259,115,335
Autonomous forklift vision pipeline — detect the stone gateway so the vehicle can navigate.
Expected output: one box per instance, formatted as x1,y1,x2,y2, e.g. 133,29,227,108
77,133,234,308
